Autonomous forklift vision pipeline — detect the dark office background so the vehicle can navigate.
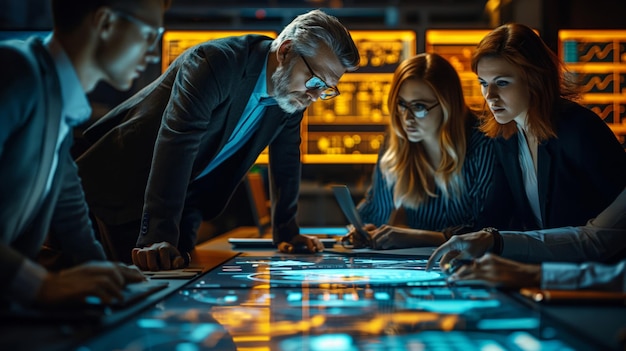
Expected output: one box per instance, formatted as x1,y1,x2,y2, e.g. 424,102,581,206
2,0,625,45
2,0,624,99
1,0,624,237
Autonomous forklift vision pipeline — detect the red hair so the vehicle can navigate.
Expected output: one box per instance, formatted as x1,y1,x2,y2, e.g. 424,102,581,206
471,23,580,141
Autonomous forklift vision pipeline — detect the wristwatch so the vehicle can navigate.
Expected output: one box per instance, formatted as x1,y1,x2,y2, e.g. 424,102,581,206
482,227,503,255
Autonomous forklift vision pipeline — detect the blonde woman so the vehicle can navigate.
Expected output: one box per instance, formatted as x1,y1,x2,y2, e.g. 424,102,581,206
343,53,495,249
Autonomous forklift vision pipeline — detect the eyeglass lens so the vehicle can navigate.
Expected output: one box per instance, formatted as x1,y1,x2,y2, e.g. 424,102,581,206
300,55,340,100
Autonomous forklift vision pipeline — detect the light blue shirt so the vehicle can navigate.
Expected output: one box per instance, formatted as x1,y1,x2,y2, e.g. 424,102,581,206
195,53,276,180
44,34,92,193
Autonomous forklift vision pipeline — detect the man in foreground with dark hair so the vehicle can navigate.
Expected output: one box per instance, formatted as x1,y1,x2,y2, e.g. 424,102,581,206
0,0,169,307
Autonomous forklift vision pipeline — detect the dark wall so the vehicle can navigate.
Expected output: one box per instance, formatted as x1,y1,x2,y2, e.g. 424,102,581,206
542,0,626,51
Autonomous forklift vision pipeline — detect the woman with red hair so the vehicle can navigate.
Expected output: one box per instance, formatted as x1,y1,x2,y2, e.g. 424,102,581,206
471,23,626,231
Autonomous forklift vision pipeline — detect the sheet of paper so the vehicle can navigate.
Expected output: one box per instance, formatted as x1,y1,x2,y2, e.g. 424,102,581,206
142,268,203,279
326,246,437,257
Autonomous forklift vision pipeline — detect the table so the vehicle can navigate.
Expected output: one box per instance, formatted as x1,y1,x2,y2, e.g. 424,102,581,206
6,227,626,351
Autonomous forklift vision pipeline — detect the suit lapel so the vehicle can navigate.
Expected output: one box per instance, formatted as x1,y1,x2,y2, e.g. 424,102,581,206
498,135,523,196
220,76,259,150
244,105,292,163
17,38,62,234
497,135,532,218
219,40,273,152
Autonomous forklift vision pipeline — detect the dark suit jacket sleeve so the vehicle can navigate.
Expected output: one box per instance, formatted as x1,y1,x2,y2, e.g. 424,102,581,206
0,45,30,156
138,45,232,248
47,136,107,263
502,187,626,264
541,102,626,228
480,154,518,229
0,42,44,289
269,111,303,243
567,105,626,203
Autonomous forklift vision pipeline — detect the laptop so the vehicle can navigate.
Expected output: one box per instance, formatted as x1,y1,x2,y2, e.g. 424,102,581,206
331,185,373,246
329,184,436,257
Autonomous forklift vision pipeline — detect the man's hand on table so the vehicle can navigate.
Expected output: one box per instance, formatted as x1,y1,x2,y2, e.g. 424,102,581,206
132,242,190,271
277,234,325,253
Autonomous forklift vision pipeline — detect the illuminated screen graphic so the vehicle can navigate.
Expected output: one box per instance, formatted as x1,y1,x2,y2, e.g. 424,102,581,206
80,255,599,351
193,255,446,288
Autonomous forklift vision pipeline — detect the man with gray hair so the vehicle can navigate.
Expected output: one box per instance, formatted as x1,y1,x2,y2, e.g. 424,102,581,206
77,9,360,270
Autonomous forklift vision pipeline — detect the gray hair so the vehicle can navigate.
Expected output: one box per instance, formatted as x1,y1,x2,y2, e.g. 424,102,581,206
271,9,360,71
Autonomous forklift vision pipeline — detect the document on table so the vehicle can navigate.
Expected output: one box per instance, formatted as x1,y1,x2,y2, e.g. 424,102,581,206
142,268,203,279
326,246,437,257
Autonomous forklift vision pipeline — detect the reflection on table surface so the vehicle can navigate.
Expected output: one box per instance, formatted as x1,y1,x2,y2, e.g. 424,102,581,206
79,254,599,351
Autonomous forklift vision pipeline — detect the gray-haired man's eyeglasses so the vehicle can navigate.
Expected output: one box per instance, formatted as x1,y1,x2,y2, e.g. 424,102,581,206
300,55,340,100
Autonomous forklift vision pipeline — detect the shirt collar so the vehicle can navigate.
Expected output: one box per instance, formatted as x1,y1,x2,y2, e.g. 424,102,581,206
252,52,276,105
44,34,92,126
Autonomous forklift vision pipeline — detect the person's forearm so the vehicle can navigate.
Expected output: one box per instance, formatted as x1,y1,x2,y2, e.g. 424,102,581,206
542,261,626,291
9,259,48,305
502,225,625,264
408,229,446,246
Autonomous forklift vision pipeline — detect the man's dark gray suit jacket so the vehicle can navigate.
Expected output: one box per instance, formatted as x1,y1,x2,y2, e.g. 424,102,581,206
77,35,304,254
0,37,106,293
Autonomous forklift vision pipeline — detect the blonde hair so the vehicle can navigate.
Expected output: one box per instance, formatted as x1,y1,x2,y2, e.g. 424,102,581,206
380,53,472,208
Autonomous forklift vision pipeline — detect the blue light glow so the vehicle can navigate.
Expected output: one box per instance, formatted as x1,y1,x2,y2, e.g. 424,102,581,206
137,319,167,328
224,295,238,303
287,292,303,301
189,324,218,342
374,292,391,300
413,300,500,313
176,342,199,351
478,318,540,330
247,268,443,285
